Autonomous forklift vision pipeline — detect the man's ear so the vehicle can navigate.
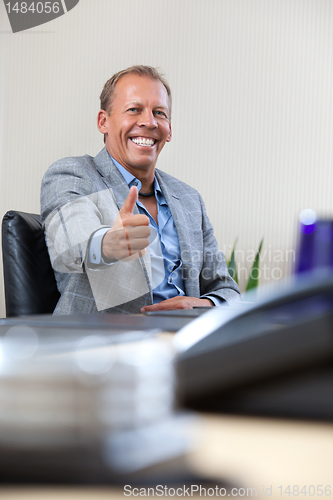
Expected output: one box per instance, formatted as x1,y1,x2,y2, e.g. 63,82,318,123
97,110,108,134
166,123,172,142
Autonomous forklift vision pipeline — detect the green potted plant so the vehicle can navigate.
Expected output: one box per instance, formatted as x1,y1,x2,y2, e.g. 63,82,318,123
227,238,263,293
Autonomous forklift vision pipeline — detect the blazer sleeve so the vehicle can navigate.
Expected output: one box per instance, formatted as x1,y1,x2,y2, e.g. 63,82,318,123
197,193,241,303
40,157,114,273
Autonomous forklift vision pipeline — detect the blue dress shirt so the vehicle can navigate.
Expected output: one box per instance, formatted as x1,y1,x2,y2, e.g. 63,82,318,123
89,156,221,306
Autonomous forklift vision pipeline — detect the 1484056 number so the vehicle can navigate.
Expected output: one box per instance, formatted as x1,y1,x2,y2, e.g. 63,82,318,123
5,2,60,14
278,485,332,496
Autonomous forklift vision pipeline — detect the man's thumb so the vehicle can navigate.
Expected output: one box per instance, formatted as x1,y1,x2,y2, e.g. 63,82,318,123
120,186,138,216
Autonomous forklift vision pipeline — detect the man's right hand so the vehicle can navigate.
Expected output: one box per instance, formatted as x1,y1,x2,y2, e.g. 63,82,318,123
101,186,150,262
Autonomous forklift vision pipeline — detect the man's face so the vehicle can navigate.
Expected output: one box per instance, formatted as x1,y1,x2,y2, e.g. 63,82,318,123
98,74,172,175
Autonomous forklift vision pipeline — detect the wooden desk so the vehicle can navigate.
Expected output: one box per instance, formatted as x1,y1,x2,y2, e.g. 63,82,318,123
189,414,333,499
1,414,333,500
1,313,332,500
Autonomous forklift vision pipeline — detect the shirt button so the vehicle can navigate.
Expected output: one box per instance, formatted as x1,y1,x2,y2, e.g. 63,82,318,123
133,180,138,186
92,254,96,261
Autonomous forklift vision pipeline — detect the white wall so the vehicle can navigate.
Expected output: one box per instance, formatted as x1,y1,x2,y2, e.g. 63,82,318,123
1,0,333,316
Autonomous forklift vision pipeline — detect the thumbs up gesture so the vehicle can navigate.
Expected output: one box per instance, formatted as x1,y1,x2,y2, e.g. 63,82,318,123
102,186,150,262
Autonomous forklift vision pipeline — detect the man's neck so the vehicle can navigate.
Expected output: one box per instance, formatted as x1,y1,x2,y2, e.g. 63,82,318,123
138,174,155,194
107,150,155,193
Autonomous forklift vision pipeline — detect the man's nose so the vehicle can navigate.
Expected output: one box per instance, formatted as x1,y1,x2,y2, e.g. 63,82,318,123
138,110,157,128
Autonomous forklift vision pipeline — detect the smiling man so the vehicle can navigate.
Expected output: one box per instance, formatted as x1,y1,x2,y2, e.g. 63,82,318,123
41,65,240,314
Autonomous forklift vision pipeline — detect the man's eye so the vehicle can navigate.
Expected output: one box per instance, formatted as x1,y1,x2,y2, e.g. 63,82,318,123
128,108,139,112
155,110,167,117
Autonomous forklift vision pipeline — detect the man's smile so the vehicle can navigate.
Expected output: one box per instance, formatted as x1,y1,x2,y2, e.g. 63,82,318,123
130,137,157,147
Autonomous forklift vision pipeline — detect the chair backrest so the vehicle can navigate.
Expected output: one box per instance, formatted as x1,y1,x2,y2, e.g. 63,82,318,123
1,210,60,317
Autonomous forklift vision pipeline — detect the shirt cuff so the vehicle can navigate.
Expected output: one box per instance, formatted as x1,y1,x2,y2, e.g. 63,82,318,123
203,295,224,306
88,227,112,266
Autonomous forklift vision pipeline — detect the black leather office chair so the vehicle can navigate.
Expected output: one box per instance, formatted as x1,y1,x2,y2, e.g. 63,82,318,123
2,210,60,317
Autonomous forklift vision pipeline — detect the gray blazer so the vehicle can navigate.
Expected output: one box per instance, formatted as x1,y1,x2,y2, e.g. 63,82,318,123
41,147,240,314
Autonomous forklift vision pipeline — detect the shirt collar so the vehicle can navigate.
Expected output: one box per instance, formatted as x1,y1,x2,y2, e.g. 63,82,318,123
108,154,163,199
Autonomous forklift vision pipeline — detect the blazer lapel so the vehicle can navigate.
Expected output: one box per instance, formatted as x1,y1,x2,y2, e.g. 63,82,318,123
155,170,198,296
93,148,152,298
93,148,141,214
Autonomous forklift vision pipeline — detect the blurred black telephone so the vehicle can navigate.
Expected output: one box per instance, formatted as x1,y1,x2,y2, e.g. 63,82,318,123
174,276,333,420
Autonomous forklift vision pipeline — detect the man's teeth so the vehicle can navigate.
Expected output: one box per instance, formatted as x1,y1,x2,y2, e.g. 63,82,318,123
131,138,155,146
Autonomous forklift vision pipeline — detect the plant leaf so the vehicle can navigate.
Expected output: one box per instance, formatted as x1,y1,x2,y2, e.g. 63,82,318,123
246,238,264,292
227,238,238,285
